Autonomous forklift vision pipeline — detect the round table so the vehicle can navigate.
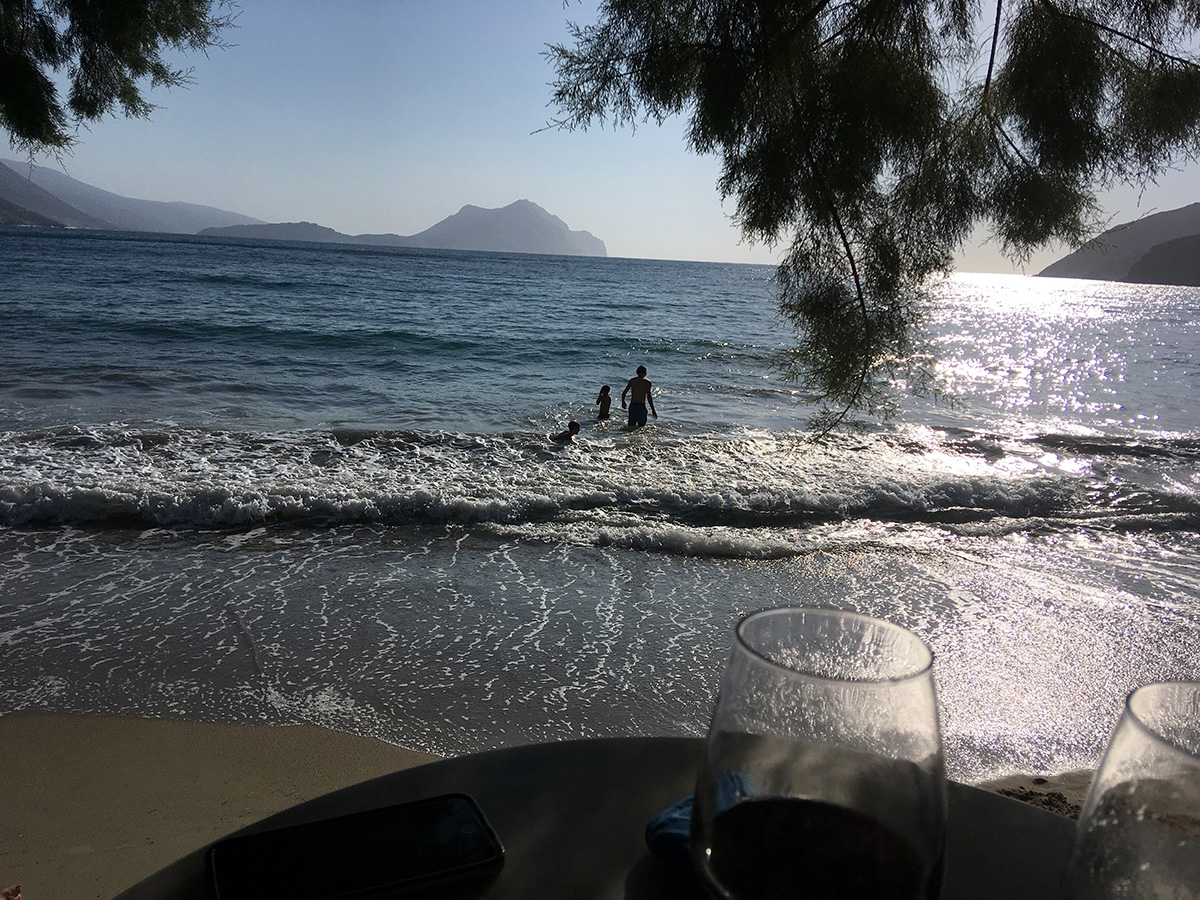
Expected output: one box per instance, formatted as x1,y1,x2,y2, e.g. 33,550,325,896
113,736,1076,900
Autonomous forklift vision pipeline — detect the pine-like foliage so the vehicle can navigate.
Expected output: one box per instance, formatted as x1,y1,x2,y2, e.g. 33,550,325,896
1,0,235,155
548,0,1200,427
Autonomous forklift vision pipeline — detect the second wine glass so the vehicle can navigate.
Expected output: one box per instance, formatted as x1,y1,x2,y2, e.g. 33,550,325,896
1064,681,1200,899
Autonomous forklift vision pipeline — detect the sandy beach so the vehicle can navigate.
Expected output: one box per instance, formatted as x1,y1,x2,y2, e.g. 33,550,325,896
0,711,440,900
1,710,1092,900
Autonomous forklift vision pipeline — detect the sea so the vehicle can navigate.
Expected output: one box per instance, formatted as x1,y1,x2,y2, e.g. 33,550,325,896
2,226,1198,784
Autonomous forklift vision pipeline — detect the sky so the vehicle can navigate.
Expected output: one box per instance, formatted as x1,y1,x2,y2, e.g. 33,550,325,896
9,0,1200,271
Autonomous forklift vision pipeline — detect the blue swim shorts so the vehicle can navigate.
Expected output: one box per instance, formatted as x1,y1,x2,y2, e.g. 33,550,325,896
628,401,648,428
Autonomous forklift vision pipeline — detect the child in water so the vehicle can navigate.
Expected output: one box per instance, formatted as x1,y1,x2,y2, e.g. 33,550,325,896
552,421,581,443
596,385,612,420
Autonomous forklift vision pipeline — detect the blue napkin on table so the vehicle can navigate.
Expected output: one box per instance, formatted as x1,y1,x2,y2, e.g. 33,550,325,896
645,794,696,876
645,773,755,881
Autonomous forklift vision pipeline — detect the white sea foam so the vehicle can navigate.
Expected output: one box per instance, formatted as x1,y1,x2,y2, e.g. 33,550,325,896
2,424,1169,547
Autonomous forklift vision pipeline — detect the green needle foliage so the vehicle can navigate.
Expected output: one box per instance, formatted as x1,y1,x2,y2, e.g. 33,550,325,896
547,0,1200,429
1,0,236,156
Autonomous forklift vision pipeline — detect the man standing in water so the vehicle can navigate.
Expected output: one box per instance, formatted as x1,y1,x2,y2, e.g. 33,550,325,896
621,365,658,430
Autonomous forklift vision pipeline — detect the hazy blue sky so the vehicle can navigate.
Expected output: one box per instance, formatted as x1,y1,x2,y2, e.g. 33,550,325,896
9,1,1200,271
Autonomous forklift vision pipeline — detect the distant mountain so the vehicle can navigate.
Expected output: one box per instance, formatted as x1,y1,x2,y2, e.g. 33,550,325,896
1038,204,1200,285
202,221,349,243
201,200,608,257
0,159,263,233
0,160,114,228
0,194,65,227
392,200,607,256
1126,233,1200,286
1,159,608,258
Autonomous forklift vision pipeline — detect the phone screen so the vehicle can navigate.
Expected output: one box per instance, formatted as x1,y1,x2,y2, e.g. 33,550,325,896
207,792,504,900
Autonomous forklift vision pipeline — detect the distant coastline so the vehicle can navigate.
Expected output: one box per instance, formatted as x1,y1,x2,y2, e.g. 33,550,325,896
198,200,607,257
8,155,1199,276
0,159,606,258
1036,203,1200,286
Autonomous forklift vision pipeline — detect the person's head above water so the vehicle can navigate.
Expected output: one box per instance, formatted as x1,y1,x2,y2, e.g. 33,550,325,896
568,421,581,434
637,365,647,376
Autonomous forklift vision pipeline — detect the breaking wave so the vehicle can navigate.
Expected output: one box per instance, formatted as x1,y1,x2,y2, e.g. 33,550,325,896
3,424,1195,557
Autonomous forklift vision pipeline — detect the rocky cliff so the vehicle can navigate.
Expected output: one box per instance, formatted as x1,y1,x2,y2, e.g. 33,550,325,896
1038,204,1200,285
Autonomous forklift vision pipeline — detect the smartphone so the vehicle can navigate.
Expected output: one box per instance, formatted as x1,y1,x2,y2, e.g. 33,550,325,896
207,792,504,900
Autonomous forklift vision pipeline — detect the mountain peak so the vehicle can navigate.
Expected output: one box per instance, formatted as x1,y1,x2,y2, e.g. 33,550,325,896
0,160,607,258
401,200,605,256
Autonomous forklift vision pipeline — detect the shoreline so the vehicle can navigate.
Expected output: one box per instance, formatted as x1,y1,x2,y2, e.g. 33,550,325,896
0,711,1090,900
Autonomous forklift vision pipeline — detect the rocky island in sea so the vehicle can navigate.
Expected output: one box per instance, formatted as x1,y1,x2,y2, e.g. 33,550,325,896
198,199,608,257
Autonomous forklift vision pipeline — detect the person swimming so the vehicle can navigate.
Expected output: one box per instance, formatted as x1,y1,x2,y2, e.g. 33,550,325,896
552,420,581,443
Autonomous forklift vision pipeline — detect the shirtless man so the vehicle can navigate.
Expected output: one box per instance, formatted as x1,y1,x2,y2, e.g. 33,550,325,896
621,365,658,430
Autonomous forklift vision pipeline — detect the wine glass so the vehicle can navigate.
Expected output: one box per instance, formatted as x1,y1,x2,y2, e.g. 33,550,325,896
690,606,946,900
1064,681,1200,899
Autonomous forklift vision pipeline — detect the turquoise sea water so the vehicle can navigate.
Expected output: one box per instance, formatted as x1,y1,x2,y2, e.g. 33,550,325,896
1,226,1198,782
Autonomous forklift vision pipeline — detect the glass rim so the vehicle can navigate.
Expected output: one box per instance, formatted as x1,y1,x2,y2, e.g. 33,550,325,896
734,605,935,684
1124,680,1200,761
